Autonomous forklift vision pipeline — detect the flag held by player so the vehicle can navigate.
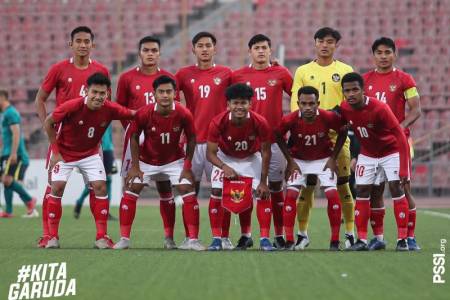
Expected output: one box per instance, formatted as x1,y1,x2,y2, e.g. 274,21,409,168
222,176,253,214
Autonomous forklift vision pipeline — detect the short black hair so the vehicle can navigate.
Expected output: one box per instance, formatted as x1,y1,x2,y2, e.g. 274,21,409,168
192,31,217,46
248,34,271,49
71,26,94,41
314,27,341,42
298,86,319,101
153,75,176,90
371,37,396,53
341,72,364,89
138,36,161,51
87,73,111,88
225,83,254,101
0,89,8,99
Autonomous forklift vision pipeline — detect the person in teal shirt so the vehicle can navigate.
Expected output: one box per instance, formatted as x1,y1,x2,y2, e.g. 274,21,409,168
0,90,37,217
73,124,117,219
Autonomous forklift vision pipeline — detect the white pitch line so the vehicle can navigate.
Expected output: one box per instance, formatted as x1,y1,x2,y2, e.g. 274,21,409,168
421,210,450,220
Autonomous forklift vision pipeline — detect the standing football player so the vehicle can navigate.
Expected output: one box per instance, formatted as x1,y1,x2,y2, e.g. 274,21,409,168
43,73,135,249
34,26,110,248
232,34,293,249
290,27,355,248
175,32,233,250
338,72,411,251
363,37,421,251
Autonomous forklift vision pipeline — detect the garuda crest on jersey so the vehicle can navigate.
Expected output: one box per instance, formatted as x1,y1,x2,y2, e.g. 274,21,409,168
214,77,221,85
230,189,245,203
389,84,397,92
267,79,277,86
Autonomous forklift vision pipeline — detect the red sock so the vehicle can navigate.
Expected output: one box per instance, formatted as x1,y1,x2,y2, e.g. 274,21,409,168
355,198,370,241
407,208,416,238
283,188,298,242
89,188,95,215
119,191,138,238
182,203,189,238
42,185,51,237
47,194,62,238
393,195,409,239
93,196,109,239
182,193,200,239
159,192,175,239
209,196,223,238
370,207,385,236
325,188,342,242
270,190,284,236
257,199,272,238
239,205,253,235
222,209,231,238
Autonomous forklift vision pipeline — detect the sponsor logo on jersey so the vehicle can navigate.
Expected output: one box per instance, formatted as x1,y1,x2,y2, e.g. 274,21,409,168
367,123,374,128
332,73,341,82
267,79,277,86
245,81,251,86
310,75,315,80
368,85,373,90
100,122,107,127
151,127,156,132
298,134,302,138
227,136,232,141
318,132,325,137
214,77,221,85
78,120,84,125
68,77,73,83
173,126,180,132
190,79,195,84
390,84,397,92
249,135,255,140
136,85,141,90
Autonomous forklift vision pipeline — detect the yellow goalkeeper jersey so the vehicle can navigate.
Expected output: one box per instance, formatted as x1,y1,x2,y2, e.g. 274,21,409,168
290,60,353,111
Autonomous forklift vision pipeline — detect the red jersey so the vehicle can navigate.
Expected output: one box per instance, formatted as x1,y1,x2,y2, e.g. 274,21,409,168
116,67,176,110
276,109,343,160
363,68,418,137
176,65,232,143
231,65,293,142
208,111,270,159
52,97,133,162
41,58,110,107
340,97,403,158
131,102,195,166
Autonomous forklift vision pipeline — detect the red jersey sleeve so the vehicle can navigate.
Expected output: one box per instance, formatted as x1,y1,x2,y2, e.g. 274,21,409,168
181,108,196,140
275,114,293,137
115,74,129,107
327,111,346,132
107,102,134,120
402,73,417,91
207,119,221,143
128,106,148,135
175,69,185,92
52,99,80,123
41,64,60,95
282,68,293,96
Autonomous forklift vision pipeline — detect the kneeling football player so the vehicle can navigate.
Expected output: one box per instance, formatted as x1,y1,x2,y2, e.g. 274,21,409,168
275,86,347,251
206,83,274,251
114,75,205,251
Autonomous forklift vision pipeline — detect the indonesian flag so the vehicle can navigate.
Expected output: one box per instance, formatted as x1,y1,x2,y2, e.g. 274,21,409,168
222,176,253,214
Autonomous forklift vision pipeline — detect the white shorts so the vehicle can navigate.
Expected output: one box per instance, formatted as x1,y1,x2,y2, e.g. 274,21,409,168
356,153,400,185
134,159,191,186
192,143,213,182
211,151,261,190
51,154,106,183
286,158,336,188
268,143,286,182
120,124,146,177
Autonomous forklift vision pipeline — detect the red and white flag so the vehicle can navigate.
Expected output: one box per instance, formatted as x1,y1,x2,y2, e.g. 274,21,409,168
222,176,253,214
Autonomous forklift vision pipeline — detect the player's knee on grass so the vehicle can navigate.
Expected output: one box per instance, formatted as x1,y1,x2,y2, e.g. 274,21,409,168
269,181,283,192
51,181,66,197
387,180,403,198
356,185,372,199
177,184,194,195
370,183,385,208
2,175,13,186
91,181,107,197
337,176,349,185
211,188,222,197
156,180,172,194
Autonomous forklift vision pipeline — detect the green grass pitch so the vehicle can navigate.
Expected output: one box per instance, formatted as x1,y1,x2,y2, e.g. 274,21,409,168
1,205,449,300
